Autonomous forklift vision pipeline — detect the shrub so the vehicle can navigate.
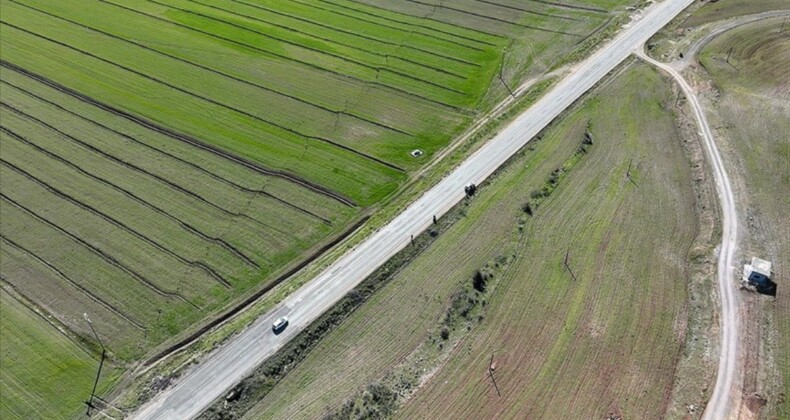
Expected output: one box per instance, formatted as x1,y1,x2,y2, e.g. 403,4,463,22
440,327,450,340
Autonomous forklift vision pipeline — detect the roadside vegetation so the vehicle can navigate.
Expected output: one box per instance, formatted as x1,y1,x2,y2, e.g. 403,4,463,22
242,62,701,419
0,0,640,417
698,20,789,418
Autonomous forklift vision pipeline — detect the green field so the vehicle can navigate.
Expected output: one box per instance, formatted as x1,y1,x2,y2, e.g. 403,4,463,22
244,62,698,419
699,20,789,418
0,0,634,417
0,289,119,419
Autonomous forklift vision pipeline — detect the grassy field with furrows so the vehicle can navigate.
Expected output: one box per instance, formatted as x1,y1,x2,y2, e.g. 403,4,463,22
0,62,359,357
699,20,789,418
680,0,790,29
0,0,621,204
244,62,697,419
0,0,633,417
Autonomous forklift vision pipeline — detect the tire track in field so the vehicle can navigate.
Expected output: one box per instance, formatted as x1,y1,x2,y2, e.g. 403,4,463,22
141,0,468,90
0,236,147,331
0,158,232,290
399,0,583,36
0,61,356,207
0,79,333,225
221,0,482,67
0,193,197,307
186,0,469,79
0,102,291,236
97,0,467,110
472,0,585,20
313,0,499,48
9,0,417,140
0,22,407,174
0,125,261,271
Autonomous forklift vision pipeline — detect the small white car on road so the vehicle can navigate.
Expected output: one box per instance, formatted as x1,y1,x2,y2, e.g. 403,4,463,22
272,316,288,333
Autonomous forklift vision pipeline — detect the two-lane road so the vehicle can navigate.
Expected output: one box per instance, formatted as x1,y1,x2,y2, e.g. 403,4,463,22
132,1,695,418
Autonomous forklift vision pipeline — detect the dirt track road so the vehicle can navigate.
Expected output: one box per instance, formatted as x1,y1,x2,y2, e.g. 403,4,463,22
131,1,696,418
638,50,741,419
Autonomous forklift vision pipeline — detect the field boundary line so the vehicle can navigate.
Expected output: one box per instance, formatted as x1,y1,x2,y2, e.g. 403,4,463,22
0,237,147,330
0,61,356,207
0,124,261,271
0,21,407,173
0,191,196,307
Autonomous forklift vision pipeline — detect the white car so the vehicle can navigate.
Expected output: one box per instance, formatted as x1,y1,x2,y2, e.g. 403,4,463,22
272,316,288,333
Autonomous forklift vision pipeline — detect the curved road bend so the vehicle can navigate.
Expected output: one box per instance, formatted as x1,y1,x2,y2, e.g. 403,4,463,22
132,1,695,418
638,51,741,418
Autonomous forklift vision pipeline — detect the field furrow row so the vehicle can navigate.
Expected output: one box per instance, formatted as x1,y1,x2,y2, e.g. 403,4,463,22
315,0,501,47
0,61,358,209
145,0,470,92
184,0,470,80
400,0,583,34
1,124,261,271
220,0,485,66
0,19,406,173
0,27,407,204
0,237,147,331
0,100,284,237
0,159,232,292
96,0,469,109
0,111,289,271
9,0,417,141
0,191,195,307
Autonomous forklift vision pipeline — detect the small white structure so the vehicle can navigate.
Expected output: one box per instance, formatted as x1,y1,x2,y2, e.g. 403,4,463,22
410,149,424,157
743,257,772,287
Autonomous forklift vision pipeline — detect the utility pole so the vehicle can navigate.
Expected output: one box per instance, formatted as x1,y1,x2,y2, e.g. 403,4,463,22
626,159,638,187
564,249,578,282
84,313,106,416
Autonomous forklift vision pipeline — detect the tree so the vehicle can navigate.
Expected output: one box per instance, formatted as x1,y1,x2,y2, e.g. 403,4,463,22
473,269,487,292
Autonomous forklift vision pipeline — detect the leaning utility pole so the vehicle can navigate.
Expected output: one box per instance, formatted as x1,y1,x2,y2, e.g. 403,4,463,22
84,313,106,416
488,354,501,397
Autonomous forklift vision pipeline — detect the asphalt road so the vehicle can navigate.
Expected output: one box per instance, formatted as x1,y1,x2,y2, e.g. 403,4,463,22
131,1,695,418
